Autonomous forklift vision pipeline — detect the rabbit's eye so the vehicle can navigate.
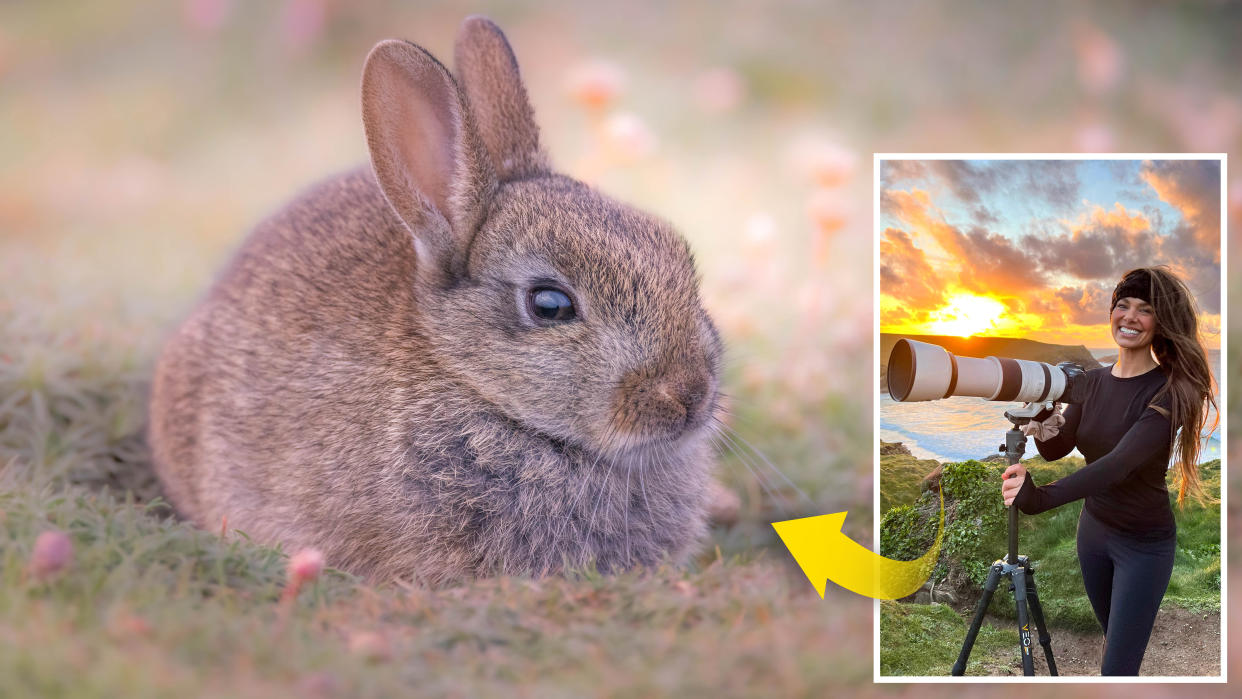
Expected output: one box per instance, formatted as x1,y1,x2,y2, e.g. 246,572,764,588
528,287,576,322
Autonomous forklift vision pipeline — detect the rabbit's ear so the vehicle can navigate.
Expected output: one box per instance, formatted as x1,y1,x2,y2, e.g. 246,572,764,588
362,39,496,282
454,16,549,180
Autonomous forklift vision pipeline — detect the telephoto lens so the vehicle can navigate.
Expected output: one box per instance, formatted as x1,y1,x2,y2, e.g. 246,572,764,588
887,338,1086,404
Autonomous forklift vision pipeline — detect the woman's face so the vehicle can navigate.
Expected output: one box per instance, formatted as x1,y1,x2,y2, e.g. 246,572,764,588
1111,296,1156,351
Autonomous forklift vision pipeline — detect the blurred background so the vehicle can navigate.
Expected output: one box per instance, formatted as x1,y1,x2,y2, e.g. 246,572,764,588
1,0,1239,690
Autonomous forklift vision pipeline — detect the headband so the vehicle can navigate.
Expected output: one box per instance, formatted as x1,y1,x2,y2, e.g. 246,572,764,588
1110,270,1156,311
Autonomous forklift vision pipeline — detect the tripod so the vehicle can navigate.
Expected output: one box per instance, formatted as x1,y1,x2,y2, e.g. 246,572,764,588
951,403,1058,676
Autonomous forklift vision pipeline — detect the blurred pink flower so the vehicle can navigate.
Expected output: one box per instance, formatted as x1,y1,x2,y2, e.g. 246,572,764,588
1073,22,1124,96
347,630,393,663
806,189,849,256
787,137,857,188
106,608,154,640
298,671,340,697
566,60,626,111
1140,81,1242,152
601,112,657,161
1074,122,1115,153
288,547,325,583
692,67,746,114
281,547,324,603
1173,94,1242,152
742,212,777,250
1229,178,1242,215
108,156,165,211
782,353,830,405
767,395,800,430
279,0,327,51
795,280,832,321
836,303,873,356
740,363,770,393
183,0,233,36
710,300,758,341
29,530,73,580
853,471,873,516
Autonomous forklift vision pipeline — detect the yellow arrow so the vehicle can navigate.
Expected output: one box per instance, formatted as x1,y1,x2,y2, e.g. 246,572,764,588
771,488,944,600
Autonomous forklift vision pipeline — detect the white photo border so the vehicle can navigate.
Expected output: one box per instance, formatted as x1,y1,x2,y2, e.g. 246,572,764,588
870,152,1228,684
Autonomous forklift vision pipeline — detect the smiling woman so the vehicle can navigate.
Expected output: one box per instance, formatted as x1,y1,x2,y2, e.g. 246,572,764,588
1002,266,1219,675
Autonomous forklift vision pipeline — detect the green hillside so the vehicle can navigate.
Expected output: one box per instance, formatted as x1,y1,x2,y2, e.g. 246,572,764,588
878,451,1221,675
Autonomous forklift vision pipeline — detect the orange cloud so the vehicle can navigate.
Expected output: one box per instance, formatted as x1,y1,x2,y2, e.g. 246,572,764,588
1141,160,1221,263
1050,282,1112,326
879,227,948,315
881,187,1046,299
1022,202,1161,280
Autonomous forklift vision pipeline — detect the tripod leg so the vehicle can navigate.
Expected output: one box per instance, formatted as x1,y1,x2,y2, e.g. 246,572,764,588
1011,566,1036,676
1024,565,1058,676
952,562,1002,676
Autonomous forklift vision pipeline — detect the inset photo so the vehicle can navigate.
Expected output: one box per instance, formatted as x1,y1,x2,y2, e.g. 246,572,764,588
873,155,1225,680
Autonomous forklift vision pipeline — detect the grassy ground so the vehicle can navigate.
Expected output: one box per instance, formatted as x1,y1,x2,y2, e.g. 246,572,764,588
879,601,1018,677
3,482,874,697
878,454,1222,675
0,304,879,696
877,442,941,514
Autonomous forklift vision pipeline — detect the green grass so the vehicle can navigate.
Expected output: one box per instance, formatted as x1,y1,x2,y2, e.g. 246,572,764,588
879,600,1018,677
2,476,874,697
878,453,1223,674
877,442,940,514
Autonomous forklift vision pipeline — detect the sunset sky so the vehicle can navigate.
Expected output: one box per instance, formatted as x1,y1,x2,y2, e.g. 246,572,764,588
879,159,1222,349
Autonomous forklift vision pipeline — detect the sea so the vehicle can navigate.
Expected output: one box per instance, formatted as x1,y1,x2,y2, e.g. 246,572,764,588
879,349,1222,464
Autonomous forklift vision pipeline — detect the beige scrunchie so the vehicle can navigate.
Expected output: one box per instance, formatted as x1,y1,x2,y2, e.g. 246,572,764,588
1020,406,1065,441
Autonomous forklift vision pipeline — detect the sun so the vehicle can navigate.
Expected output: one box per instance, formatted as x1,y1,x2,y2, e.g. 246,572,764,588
922,293,1007,337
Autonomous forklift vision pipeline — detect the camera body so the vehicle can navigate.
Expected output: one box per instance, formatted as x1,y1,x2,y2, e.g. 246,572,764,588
887,338,1087,405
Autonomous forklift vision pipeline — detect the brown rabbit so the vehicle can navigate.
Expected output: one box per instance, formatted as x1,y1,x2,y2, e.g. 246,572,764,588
148,17,723,584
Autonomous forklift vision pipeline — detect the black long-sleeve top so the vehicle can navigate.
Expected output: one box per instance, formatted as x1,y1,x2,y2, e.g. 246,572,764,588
1013,365,1175,541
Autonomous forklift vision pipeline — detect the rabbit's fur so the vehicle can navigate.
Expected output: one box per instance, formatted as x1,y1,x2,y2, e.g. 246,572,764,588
148,17,723,584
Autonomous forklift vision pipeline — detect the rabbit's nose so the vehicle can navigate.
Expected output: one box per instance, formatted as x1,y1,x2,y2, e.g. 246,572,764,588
613,367,711,437
646,370,710,431
659,372,709,421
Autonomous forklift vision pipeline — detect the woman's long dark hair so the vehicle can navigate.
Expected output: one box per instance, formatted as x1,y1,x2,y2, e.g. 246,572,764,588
1117,266,1218,505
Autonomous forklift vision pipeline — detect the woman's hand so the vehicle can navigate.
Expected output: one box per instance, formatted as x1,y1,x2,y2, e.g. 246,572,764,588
1001,463,1027,507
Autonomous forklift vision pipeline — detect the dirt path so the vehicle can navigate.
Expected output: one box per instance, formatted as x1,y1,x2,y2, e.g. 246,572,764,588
970,606,1221,677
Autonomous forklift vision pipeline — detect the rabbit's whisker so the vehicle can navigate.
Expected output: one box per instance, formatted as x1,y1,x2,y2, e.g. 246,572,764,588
588,458,618,568
719,420,814,507
624,462,632,567
553,436,607,548
638,452,653,523
710,418,787,516
551,403,626,563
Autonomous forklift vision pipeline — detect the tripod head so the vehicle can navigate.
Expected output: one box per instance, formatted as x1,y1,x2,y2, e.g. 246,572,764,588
1004,401,1057,428
999,401,1054,463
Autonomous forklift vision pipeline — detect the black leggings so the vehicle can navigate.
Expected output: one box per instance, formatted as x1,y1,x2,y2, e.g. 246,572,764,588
1076,507,1176,675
